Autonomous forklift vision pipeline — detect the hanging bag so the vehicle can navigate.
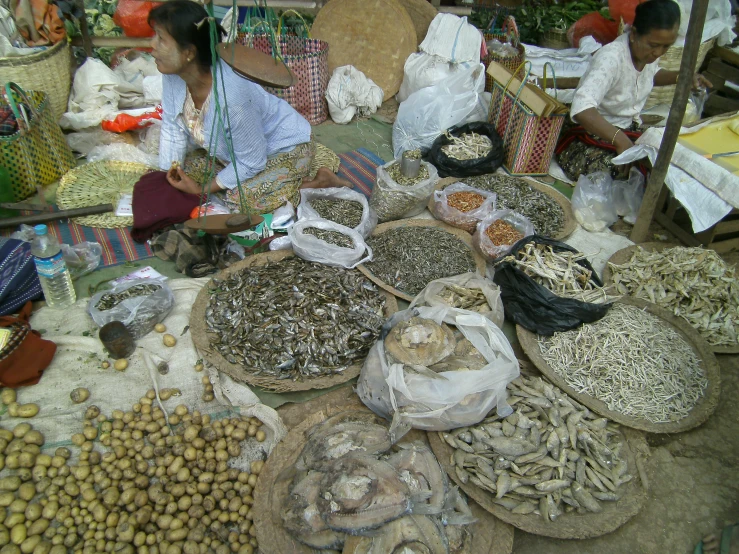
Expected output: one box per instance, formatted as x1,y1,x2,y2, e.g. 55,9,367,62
0,82,75,200
238,10,330,125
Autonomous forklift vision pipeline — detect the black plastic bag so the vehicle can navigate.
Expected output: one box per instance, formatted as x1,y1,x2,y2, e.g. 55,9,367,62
492,235,612,336
426,122,504,178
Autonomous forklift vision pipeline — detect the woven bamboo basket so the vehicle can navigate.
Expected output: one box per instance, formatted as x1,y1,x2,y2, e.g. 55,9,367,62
0,41,72,121
483,32,525,93
539,28,570,50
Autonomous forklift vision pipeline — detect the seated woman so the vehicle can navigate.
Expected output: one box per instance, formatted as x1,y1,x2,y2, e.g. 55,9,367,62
149,1,347,214
556,0,711,181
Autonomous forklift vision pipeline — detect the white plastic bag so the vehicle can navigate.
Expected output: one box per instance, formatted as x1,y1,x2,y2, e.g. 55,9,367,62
298,187,378,238
392,63,486,158
271,201,296,230
410,273,504,329
370,160,440,222
60,242,103,280
357,305,520,434
61,59,122,130
473,209,534,260
325,65,384,124
419,13,483,63
288,219,372,269
431,182,496,233
86,143,159,166
88,279,175,339
397,53,480,103
612,167,645,225
572,172,618,232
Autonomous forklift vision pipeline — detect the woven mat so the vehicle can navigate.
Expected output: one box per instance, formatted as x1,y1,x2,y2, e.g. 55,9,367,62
337,148,386,198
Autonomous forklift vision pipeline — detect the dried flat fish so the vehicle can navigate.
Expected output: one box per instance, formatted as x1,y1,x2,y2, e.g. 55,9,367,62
365,227,477,296
298,421,392,470
538,303,708,424
608,246,739,347
387,443,448,514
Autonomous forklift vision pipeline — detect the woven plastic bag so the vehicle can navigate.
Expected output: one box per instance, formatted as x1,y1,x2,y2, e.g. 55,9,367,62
410,273,504,329
473,209,534,260
357,305,520,436
88,278,174,339
431,182,496,233
298,187,378,238
370,159,439,222
288,219,372,269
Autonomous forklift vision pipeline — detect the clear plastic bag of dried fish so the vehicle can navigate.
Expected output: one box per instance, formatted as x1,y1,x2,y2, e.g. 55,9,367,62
427,122,505,178
88,278,175,339
288,219,372,269
357,305,520,433
440,374,640,523
473,209,534,260
281,411,477,552
431,182,496,233
298,187,378,238
371,159,439,222
410,272,505,329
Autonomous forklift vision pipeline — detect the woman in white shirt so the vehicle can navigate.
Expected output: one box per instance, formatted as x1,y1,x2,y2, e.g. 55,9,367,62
556,0,711,181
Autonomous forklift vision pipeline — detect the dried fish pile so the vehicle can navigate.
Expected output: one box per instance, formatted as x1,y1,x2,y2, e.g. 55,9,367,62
608,246,739,346
441,131,493,160
205,258,386,380
303,226,355,249
387,161,430,186
503,242,613,304
439,284,490,312
485,219,524,246
538,303,708,423
373,160,436,222
443,374,633,522
365,227,477,296
463,174,565,237
283,412,476,552
309,197,364,229
404,149,422,160
94,283,161,310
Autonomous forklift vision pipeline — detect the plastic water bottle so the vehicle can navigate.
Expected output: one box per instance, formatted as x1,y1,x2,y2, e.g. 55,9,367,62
31,225,76,308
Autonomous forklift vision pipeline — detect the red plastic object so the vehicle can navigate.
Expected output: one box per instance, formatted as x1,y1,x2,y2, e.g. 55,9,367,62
568,12,619,48
101,106,162,133
608,0,643,25
113,0,162,38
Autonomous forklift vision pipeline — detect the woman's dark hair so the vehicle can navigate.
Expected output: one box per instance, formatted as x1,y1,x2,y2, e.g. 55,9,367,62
632,0,681,36
148,0,224,68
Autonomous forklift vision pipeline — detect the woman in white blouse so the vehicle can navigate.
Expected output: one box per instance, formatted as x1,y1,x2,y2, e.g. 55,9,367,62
556,0,711,181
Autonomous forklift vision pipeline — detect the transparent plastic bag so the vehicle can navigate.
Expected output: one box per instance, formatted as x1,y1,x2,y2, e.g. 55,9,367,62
410,273,504,329
473,209,535,260
86,143,159,167
431,182,496,233
60,242,102,280
356,305,520,435
572,171,618,232
612,167,645,224
684,88,708,125
298,187,378,238
288,219,372,269
370,160,440,222
88,278,175,339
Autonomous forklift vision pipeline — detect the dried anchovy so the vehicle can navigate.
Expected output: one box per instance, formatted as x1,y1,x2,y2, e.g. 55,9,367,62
503,242,614,304
447,192,485,212
365,227,477,296
485,220,523,246
303,227,355,249
205,258,386,380
309,198,364,229
608,246,739,346
461,174,565,238
538,304,708,424
386,162,430,187
444,374,632,522
404,149,422,160
95,284,161,311
441,131,493,160
372,161,433,222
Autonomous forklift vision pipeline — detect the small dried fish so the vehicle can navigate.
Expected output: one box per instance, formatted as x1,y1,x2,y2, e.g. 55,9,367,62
441,131,493,160
308,198,365,229
303,226,354,249
371,158,434,222
95,283,160,311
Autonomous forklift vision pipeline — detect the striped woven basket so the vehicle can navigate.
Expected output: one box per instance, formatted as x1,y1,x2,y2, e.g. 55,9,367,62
0,41,72,121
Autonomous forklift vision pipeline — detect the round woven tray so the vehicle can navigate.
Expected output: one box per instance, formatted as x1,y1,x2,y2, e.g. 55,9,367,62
428,425,648,539
357,219,488,302
433,176,576,241
254,392,515,554
311,0,417,99
397,0,438,45
190,250,398,393
602,242,739,355
56,161,152,228
517,296,722,434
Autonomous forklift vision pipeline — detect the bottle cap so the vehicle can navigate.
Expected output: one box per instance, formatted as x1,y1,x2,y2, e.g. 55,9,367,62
33,225,48,236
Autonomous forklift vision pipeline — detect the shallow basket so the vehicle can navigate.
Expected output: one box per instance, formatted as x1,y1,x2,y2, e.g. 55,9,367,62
645,38,715,109
0,41,72,121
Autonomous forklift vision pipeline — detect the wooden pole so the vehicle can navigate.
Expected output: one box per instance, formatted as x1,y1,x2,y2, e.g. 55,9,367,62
629,0,709,243
0,205,114,228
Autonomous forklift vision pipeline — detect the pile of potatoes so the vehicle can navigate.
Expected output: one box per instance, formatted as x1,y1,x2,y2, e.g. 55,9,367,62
0,388,268,554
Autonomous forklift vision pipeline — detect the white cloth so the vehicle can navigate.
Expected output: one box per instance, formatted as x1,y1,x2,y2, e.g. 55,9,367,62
325,65,384,124
570,33,661,128
523,36,603,79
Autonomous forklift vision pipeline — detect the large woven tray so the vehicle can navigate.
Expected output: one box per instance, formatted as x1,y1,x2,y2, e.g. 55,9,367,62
357,219,488,302
190,250,398,393
602,242,739,355
517,296,721,434
397,0,438,45
428,425,649,540
433,176,576,241
254,389,515,554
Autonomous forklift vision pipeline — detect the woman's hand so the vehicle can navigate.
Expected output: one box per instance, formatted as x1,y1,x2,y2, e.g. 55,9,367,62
693,73,712,91
614,131,635,155
166,166,202,195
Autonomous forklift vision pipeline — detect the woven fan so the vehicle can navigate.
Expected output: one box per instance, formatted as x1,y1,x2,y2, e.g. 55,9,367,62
56,161,152,228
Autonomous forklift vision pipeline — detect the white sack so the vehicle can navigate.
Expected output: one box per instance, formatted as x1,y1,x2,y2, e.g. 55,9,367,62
61,58,121,130
397,53,480,103
326,65,384,124
420,13,482,63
